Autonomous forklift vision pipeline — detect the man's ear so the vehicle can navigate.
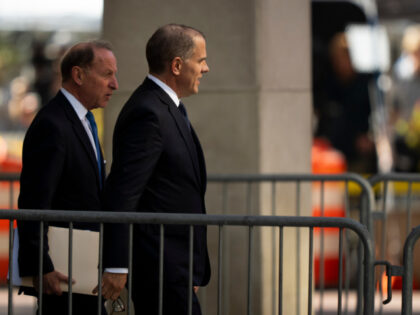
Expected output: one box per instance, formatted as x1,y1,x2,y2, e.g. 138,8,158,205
71,66,84,85
171,57,183,76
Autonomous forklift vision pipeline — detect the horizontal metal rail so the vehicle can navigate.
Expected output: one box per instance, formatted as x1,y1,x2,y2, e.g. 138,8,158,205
0,174,20,181
208,172,374,229
369,173,420,184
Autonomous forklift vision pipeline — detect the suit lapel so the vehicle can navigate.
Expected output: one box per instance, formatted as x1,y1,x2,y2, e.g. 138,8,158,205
59,92,103,188
168,103,202,185
191,127,207,194
146,79,203,187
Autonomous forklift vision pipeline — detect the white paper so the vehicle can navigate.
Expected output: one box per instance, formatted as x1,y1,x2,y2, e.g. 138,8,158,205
9,226,99,295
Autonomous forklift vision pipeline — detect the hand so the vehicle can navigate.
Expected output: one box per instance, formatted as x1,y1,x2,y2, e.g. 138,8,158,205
92,272,127,301
34,270,73,296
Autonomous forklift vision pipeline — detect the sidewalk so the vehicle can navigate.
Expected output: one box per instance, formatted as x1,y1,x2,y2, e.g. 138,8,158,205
0,288,35,315
313,290,420,315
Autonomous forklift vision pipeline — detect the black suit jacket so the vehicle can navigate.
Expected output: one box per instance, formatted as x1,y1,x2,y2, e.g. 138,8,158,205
103,78,210,287
18,91,105,277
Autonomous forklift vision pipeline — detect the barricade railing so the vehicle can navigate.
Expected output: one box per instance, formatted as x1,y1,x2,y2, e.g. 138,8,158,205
208,173,374,228
207,173,374,315
3,210,374,315
402,225,420,315
368,173,420,313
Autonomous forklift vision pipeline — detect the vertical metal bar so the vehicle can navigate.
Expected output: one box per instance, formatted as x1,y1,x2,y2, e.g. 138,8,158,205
362,231,374,315
308,227,313,315
343,230,350,315
9,181,14,210
356,243,363,315
222,181,230,315
271,181,276,315
97,223,104,315
271,180,276,215
296,181,301,216
188,225,194,315
39,221,44,315
218,225,223,315
159,224,164,315
68,222,73,315
319,181,325,314
296,181,301,315
402,227,418,315
127,224,133,315
246,182,252,215
8,180,14,314
8,180,14,315
344,182,350,315
8,220,13,315
378,180,389,315
247,226,254,315
279,226,283,315
338,228,343,315
406,181,413,237
222,182,228,215
357,180,377,315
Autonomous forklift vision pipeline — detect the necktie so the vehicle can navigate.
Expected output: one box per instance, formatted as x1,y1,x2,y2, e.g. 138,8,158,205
86,111,102,188
178,102,191,130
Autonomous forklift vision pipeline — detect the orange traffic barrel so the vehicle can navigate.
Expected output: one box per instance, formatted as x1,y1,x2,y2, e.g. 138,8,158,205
312,138,347,287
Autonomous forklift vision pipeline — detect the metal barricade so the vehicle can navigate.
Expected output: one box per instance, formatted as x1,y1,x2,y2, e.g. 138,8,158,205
402,225,420,315
3,210,374,315
369,173,420,314
207,173,374,315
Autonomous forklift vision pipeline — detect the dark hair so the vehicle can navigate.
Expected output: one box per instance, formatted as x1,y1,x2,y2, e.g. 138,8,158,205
60,40,113,82
146,24,205,74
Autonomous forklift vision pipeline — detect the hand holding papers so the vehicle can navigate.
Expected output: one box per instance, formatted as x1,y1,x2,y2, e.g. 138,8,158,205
11,227,99,295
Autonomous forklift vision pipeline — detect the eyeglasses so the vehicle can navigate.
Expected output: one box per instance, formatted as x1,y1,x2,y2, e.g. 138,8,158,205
111,297,125,314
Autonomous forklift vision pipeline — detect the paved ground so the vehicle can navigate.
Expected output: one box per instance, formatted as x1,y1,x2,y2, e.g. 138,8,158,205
0,288,420,314
0,288,35,315
313,290,420,315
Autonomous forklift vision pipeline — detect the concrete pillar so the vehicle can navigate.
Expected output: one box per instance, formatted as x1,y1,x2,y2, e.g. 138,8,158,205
103,0,312,314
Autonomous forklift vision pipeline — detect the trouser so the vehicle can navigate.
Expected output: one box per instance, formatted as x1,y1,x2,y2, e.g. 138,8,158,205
132,283,202,315
37,292,107,315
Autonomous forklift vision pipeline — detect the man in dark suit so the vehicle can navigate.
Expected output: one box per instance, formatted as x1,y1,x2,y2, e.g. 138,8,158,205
18,40,118,315
98,24,211,315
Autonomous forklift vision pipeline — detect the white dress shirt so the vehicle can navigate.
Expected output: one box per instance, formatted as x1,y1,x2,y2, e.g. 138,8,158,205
147,74,180,106
61,88,127,274
60,88,98,158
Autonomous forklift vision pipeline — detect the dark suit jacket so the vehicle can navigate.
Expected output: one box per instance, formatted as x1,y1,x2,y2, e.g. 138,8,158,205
103,78,210,287
18,90,105,277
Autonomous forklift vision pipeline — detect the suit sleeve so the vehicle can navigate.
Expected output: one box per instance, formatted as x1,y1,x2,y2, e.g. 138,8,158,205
103,105,163,268
17,117,65,277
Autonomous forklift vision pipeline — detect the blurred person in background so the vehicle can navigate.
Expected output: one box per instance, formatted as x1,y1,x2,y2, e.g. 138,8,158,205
6,77,40,130
17,40,118,315
390,24,420,172
313,32,377,173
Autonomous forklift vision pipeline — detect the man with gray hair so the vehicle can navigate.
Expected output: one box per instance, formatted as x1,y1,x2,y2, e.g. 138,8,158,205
99,24,211,315
18,40,118,314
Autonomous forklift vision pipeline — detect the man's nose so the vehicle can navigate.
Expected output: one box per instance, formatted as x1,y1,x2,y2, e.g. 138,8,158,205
202,62,209,73
110,76,119,90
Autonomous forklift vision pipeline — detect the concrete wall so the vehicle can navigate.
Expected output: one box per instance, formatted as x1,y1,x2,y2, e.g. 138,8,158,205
103,0,312,313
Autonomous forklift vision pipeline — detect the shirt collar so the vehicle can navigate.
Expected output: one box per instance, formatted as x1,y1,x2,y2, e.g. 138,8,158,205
60,87,88,120
147,74,180,107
